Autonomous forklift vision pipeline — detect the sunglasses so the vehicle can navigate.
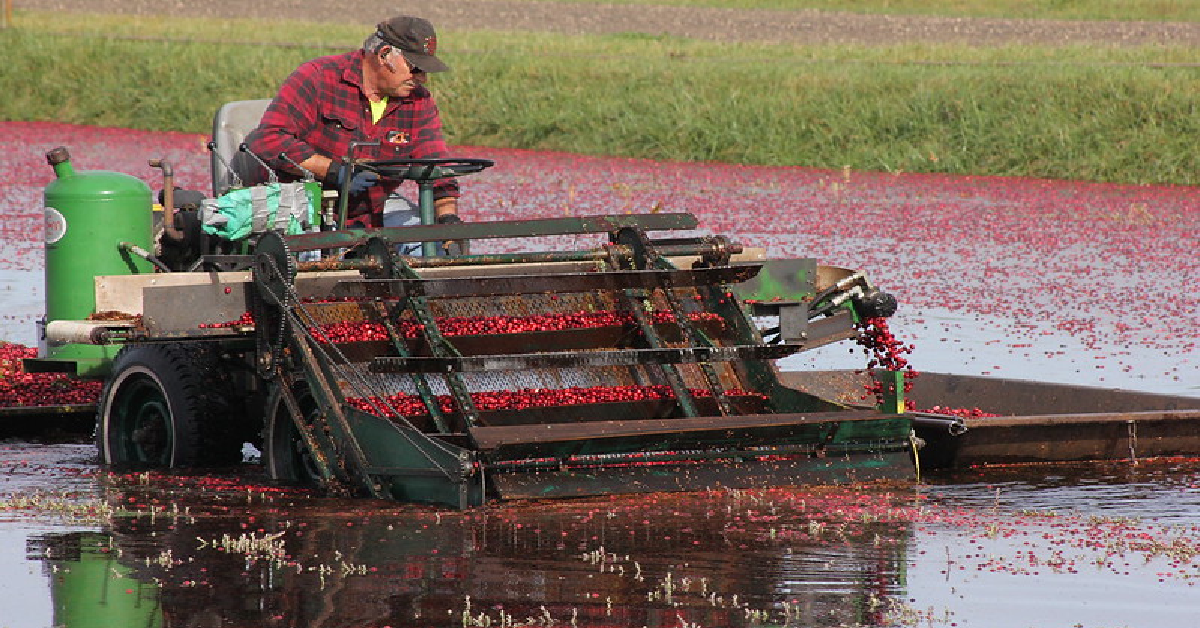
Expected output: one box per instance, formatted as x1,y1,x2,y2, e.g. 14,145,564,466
385,50,423,74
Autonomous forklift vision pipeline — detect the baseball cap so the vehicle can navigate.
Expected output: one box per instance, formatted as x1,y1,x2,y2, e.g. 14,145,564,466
375,16,450,73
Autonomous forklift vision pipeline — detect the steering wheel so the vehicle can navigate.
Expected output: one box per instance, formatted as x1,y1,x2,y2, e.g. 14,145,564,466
359,157,494,182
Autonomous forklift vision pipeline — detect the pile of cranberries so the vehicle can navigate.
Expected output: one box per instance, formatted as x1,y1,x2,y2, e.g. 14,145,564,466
197,311,255,329
347,385,766,417
920,405,1000,418
309,310,723,343
0,343,103,407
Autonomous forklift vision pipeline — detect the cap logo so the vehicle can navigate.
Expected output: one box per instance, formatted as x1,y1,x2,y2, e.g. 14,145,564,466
376,17,448,72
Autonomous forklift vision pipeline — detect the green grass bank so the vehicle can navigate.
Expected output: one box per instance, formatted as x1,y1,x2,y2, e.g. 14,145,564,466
483,0,1200,21
2,10,1197,186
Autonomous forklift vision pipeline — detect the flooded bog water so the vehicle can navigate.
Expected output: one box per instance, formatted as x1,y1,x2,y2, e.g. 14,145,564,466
2,445,1197,627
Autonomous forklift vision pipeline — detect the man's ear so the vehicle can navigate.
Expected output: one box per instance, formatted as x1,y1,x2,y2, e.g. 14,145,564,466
380,47,396,71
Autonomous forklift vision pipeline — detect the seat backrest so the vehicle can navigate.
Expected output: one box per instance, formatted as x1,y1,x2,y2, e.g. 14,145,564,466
211,99,273,197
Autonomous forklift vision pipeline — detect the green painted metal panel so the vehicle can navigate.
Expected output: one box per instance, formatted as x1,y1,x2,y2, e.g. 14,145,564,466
730,258,818,302
346,409,482,508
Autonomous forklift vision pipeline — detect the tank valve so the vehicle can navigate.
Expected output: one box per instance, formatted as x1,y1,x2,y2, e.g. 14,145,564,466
46,146,71,167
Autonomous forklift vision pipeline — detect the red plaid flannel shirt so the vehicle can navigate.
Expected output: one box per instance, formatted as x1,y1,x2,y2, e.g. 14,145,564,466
247,49,459,228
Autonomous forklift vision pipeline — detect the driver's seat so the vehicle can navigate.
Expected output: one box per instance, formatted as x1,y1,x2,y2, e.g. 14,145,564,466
210,99,273,197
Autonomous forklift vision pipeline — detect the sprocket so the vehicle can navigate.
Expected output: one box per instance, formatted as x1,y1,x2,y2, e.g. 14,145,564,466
251,230,296,379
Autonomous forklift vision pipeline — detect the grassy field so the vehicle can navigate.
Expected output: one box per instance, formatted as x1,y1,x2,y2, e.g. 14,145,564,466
494,0,1200,20
2,8,1197,185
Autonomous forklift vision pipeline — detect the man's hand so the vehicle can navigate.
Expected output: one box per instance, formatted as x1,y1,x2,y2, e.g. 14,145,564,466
323,160,379,195
437,213,469,256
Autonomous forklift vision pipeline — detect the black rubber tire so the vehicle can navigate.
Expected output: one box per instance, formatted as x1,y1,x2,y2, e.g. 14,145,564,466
263,382,324,487
97,343,241,468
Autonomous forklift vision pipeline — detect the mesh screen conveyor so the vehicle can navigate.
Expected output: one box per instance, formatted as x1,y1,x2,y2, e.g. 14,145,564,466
235,213,914,507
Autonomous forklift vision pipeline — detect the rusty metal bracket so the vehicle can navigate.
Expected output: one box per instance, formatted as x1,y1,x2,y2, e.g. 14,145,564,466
383,246,481,429
615,227,735,416
275,372,350,497
359,238,453,433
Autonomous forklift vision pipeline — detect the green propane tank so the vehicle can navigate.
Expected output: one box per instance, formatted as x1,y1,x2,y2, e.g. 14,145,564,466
43,146,154,376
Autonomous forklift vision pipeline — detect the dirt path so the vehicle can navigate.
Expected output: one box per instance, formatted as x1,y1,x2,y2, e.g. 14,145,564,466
21,0,1200,47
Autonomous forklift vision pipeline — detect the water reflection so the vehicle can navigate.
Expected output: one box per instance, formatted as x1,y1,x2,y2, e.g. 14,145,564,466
923,458,1200,523
29,473,916,627
17,456,1200,628
28,532,163,628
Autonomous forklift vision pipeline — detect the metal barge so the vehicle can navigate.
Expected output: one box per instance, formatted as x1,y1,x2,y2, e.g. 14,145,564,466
784,370,1200,468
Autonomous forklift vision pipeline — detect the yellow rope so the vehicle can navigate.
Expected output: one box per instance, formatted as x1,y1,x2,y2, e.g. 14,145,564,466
909,429,922,484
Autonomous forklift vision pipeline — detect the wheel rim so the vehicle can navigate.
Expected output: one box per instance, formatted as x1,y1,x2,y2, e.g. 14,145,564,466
268,385,324,486
288,418,324,485
110,372,175,466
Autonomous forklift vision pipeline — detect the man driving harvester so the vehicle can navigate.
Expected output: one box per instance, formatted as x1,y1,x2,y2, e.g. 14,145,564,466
246,15,462,253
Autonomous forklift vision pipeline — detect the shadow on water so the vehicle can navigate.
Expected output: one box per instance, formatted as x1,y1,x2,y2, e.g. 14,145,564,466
26,469,916,628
